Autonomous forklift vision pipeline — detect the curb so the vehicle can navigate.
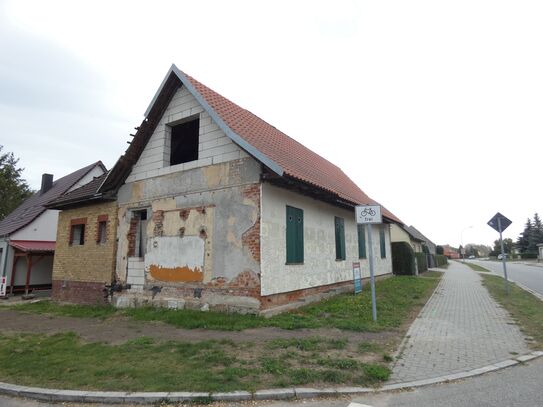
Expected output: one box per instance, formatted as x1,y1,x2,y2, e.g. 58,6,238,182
1,351,541,404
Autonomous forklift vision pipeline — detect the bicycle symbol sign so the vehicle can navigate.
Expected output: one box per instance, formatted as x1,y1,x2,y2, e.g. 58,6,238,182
355,205,382,224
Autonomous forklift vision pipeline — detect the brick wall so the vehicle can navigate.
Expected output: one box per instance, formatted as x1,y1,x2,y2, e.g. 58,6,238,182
52,201,118,304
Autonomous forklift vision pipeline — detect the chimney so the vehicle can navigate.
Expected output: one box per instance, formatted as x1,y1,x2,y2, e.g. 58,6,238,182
40,174,54,194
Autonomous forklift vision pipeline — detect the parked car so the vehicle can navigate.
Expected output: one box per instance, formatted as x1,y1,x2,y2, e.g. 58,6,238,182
497,254,508,260
468,255,476,259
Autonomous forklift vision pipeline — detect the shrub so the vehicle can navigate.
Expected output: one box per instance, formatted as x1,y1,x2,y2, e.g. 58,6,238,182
414,252,428,273
520,252,538,259
435,255,448,267
391,242,416,275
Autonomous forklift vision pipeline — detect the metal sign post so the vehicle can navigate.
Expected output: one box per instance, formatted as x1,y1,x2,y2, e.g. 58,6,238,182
355,205,382,322
487,212,512,295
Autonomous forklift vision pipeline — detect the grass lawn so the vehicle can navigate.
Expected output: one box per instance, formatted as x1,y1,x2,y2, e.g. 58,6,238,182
2,272,443,392
481,274,543,350
0,333,392,392
14,272,443,332
464,262,491,272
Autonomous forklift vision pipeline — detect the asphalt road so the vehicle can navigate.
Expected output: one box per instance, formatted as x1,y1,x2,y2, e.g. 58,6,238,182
2,358,542,407
468,259,543,296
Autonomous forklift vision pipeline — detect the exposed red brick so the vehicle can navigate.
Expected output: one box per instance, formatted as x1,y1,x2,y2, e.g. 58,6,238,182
52,280,108,305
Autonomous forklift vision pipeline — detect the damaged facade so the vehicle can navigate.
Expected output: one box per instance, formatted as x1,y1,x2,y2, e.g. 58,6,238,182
51,65,403,314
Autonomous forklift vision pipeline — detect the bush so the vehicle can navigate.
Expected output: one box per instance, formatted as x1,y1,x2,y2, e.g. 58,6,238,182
435,255,448,267
391,242,417,275
414,252,428,273
521,252,538,259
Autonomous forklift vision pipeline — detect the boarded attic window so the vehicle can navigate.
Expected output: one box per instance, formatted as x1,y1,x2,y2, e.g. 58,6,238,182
170,117,200,166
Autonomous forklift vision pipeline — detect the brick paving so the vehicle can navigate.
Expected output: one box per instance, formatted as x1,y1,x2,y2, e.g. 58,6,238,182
390,261,530,383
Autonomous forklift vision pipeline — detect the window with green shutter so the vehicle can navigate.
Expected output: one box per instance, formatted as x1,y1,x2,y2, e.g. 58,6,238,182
379,227,386,258
357,224,366,259
335,216,346,260
286,206,304,263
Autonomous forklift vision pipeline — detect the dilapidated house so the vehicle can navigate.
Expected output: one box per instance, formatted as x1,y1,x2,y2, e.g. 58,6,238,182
0,162,106,297
53,65,402,313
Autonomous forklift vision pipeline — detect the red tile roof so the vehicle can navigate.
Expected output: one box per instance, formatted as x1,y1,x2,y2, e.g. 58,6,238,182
179,69,401,223
9,240,55,253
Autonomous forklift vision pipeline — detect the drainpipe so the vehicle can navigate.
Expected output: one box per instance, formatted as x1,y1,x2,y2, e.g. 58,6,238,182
1,236,9,279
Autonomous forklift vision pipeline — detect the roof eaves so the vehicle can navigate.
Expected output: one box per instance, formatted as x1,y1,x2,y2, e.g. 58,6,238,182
166,65,284,176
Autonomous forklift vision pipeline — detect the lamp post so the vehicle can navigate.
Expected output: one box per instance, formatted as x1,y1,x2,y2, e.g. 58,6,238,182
460,226,473,262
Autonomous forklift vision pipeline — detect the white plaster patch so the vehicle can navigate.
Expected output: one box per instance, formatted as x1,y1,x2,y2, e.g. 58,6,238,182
145,236,204,271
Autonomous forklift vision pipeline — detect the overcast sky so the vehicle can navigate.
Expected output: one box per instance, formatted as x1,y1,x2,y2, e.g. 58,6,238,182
1,0,542,248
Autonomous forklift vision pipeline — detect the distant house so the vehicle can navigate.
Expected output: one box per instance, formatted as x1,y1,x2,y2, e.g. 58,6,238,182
441,244,460,259
50,65,403,313
0,162,106,297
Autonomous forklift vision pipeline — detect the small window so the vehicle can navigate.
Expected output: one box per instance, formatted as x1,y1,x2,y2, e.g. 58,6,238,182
97,221,107,244
380,227,387,258
335,217,346,260
357,224,366,259
286,206,304,264
170,117,200,166
70,224,85,246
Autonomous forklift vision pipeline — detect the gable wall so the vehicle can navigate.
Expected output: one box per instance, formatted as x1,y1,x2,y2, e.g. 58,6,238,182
126,86,249,183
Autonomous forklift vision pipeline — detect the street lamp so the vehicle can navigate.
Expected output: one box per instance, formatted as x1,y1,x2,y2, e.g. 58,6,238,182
460,226,474,262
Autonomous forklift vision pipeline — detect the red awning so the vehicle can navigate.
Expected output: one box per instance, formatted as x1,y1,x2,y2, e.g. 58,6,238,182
9,240,55,253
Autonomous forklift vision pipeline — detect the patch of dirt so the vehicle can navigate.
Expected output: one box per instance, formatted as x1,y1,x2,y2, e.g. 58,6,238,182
0,309,396,345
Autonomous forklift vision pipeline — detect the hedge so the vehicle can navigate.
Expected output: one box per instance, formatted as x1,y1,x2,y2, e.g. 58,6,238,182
520,252,538,259
414,252,428,273
392,242,417,275
435,255,448,267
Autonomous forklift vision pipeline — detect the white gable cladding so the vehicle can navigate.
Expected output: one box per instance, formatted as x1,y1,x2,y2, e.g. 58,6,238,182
126,86,249,183
260,183,392,296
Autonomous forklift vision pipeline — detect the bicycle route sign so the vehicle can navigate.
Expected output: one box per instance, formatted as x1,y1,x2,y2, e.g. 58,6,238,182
355,205,382,224
487,212,512,233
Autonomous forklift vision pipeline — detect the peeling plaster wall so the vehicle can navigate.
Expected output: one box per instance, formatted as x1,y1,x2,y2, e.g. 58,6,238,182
116,157,262,308
260,183,393,296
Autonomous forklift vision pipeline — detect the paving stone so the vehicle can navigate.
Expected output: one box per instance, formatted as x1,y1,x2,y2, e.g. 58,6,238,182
390,262,530,384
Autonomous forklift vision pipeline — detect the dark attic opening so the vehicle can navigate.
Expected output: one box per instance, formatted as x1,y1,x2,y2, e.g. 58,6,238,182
170,117,200,166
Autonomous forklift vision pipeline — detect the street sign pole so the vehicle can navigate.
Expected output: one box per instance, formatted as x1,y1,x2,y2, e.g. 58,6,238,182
488,212,512,296
367,223,377,322
497,217,510,295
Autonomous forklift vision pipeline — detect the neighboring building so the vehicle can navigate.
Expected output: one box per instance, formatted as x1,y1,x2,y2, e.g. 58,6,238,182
0,162,106,297
390,224,424,252
54,65,403,313
46,173,118,304
405,226,437,255
441,244,460,259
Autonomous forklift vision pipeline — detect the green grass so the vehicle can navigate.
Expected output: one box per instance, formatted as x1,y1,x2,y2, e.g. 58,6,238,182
481,274,543,350
0,333,391,392
464,262,491,272
13,272,442,332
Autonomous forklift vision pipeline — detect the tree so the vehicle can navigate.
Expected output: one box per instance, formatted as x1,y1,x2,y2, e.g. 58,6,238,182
436,245,444,255
0,146,32,221
493,238,514,255
516,214,543,254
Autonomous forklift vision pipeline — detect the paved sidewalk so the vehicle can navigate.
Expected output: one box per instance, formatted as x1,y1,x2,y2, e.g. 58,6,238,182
390,261,530,383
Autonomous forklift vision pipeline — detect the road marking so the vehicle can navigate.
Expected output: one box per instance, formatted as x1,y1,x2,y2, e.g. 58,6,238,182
347,403,373,407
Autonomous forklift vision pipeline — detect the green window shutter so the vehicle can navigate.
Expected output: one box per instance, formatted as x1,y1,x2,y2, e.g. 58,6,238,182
380,227,386,258
286,206,303,263
358,224,366,259
335,217,346,260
